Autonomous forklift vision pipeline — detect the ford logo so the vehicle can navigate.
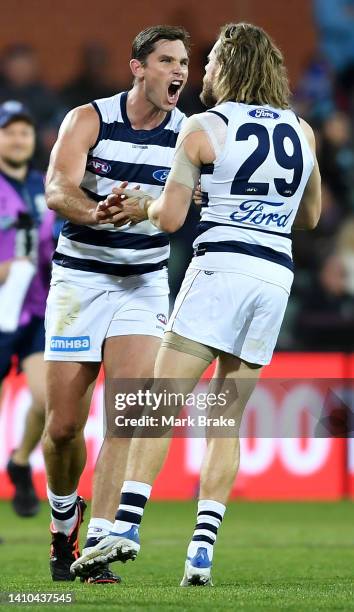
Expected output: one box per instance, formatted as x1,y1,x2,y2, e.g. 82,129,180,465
153,169,170,183
248,108,280,120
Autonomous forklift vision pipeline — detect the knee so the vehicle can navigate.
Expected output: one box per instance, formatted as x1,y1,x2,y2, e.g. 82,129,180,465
45,417,83,446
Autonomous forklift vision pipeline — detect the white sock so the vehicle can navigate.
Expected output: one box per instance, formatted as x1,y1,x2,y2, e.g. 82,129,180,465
86,518,113,542
112,480,152,534
47,487,78,536
187,499,226,562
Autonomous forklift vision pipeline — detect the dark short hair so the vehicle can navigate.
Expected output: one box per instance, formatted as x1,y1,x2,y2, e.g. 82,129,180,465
132,25,191,64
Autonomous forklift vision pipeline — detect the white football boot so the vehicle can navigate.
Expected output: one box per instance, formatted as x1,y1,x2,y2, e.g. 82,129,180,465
180,547,213,587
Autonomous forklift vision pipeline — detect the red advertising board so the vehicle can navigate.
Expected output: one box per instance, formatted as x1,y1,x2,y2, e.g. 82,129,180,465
0,353,351,501
345,354,354,498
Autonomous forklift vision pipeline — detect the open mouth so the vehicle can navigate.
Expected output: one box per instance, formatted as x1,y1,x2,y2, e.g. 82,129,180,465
167,80,183,104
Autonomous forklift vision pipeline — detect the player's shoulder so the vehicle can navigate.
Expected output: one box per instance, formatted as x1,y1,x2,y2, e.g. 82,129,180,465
204,103,232,125
185,109,229,130
62,103,99,128
298,116,315,140
92,92,123,112
91,92,124,124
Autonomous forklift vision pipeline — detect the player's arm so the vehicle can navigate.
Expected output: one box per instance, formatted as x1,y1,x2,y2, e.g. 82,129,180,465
147,117,212,232
293,119,321,230
46,106,122,225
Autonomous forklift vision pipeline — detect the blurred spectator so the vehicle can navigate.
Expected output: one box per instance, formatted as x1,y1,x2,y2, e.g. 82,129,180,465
0,45,63,169
60,43,117,110
294,54,335,123
318,112,354,212
0,100,56,516
313,0,354,73
337,218,354,295
0,45,61,130
292,182,344,271
295,251,354,351
313,0,354,106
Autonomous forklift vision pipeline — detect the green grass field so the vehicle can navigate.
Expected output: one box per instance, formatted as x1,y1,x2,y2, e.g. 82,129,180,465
0,500,353,611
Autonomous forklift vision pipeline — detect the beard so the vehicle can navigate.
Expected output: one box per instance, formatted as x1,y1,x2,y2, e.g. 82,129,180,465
1,155,31,169
200,80,217,108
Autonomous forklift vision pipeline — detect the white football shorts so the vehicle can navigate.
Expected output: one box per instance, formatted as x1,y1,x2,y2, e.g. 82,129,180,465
166,266,289,365
45,267,169,362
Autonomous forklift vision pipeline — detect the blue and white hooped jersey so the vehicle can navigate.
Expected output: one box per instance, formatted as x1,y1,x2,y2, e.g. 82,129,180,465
54,92,185,279
192,102,315,292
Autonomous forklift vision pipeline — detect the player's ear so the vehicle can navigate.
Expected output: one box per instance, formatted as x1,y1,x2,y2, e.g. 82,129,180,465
130,59,145,79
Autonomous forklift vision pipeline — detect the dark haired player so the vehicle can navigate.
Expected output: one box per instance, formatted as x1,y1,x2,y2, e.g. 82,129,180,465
44,25,189,583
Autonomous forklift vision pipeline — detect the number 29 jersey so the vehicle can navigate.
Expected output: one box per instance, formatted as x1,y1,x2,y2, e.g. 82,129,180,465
192,102,315,293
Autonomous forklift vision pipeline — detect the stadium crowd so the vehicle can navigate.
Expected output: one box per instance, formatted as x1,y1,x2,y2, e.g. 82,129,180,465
0,0,353,353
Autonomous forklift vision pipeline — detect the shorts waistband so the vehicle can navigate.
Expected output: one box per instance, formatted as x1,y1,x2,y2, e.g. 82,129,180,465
193,240,293,272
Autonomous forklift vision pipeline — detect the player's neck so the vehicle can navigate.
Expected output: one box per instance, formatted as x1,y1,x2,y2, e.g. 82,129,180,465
127,88,167,130
0,158,28,182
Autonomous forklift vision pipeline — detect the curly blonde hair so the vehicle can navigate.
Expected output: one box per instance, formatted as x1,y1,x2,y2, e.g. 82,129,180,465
214,23,290,109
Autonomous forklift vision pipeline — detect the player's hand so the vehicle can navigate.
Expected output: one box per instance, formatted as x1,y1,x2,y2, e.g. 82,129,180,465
92,193,123,224
89,181,129,225
111,186,150,226
193,182,203,206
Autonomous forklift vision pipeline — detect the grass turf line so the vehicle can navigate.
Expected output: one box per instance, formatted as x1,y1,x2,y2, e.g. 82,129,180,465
0,500,353,611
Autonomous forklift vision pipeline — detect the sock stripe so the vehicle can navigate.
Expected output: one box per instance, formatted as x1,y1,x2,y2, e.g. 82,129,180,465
121,492,148,508
51,504,77,521
192,534,215,546
197,510,223,522
119,504,144,515
187,501,225,563
193,529,216,541
115,509,142,524
194,522,218,535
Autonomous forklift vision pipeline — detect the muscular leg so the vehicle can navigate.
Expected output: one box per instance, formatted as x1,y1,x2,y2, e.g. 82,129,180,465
175,354,262,584
123,345,209,485
42,361,99,494
90,335,161,523
199,354,261,504
12,353,45,465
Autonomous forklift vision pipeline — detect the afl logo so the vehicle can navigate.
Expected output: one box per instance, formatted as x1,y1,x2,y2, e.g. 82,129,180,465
153,169,170,183
156,313,167,325
87,158,112,174
248,108,280,120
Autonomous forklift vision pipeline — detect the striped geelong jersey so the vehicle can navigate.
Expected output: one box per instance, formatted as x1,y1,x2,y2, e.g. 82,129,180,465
191,102,315,293
54,92,186,278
